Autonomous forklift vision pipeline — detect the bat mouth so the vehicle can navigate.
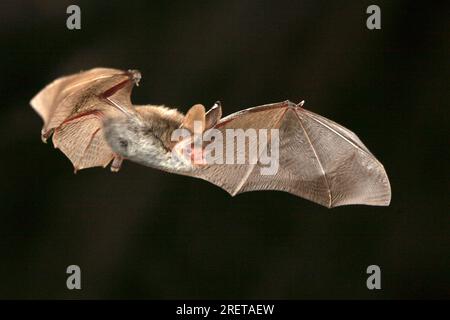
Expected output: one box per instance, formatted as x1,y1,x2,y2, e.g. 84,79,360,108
172,137,206,167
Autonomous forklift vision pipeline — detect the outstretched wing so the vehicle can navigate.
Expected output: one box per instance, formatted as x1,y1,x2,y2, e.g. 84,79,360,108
30,68,140,171
191,101,391,208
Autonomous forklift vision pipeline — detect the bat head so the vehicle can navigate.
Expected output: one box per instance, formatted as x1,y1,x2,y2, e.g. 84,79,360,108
102,112,194,172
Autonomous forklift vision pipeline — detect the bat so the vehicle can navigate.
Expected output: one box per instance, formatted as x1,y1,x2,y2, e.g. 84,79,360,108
30,68,391,208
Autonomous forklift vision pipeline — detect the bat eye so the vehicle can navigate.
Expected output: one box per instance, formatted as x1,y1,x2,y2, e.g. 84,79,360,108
119,138,128,150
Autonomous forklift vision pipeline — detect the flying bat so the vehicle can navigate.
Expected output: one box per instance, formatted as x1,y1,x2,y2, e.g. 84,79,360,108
30,68,391,208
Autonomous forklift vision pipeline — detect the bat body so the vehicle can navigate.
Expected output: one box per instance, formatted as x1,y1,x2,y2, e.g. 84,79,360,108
103,105,191,172
31,68,391,208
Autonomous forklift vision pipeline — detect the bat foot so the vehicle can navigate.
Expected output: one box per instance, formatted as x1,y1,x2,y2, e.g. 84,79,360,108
40,129,53,143
110,156,123,172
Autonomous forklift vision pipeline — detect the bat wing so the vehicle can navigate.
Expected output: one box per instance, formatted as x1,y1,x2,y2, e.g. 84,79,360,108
190,101,391,207
30,68,140,171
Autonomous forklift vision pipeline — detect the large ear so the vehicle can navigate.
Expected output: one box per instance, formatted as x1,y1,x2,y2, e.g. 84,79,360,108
205,101,222,129
181,104,205,133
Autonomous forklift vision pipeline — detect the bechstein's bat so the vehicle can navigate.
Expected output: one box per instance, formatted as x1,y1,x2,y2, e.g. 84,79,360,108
30,68,391,208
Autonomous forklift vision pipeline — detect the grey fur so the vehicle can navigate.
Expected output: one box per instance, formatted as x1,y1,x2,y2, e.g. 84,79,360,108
103,105,194,172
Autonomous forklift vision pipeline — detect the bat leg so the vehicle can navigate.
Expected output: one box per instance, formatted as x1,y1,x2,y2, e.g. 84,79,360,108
41,129,53,143
110,155,123,172
205,101,222,129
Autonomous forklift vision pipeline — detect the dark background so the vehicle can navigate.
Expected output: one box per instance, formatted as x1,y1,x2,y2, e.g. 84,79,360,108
0,0,448,299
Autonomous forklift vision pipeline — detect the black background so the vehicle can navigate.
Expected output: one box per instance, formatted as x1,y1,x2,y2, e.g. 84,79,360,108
0,0,448,299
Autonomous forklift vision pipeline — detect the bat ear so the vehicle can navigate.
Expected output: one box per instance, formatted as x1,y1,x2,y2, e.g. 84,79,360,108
181,104,205,133
205,101,222,129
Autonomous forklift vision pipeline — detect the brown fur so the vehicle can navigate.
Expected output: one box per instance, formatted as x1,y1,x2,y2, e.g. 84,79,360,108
134,105,184,149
